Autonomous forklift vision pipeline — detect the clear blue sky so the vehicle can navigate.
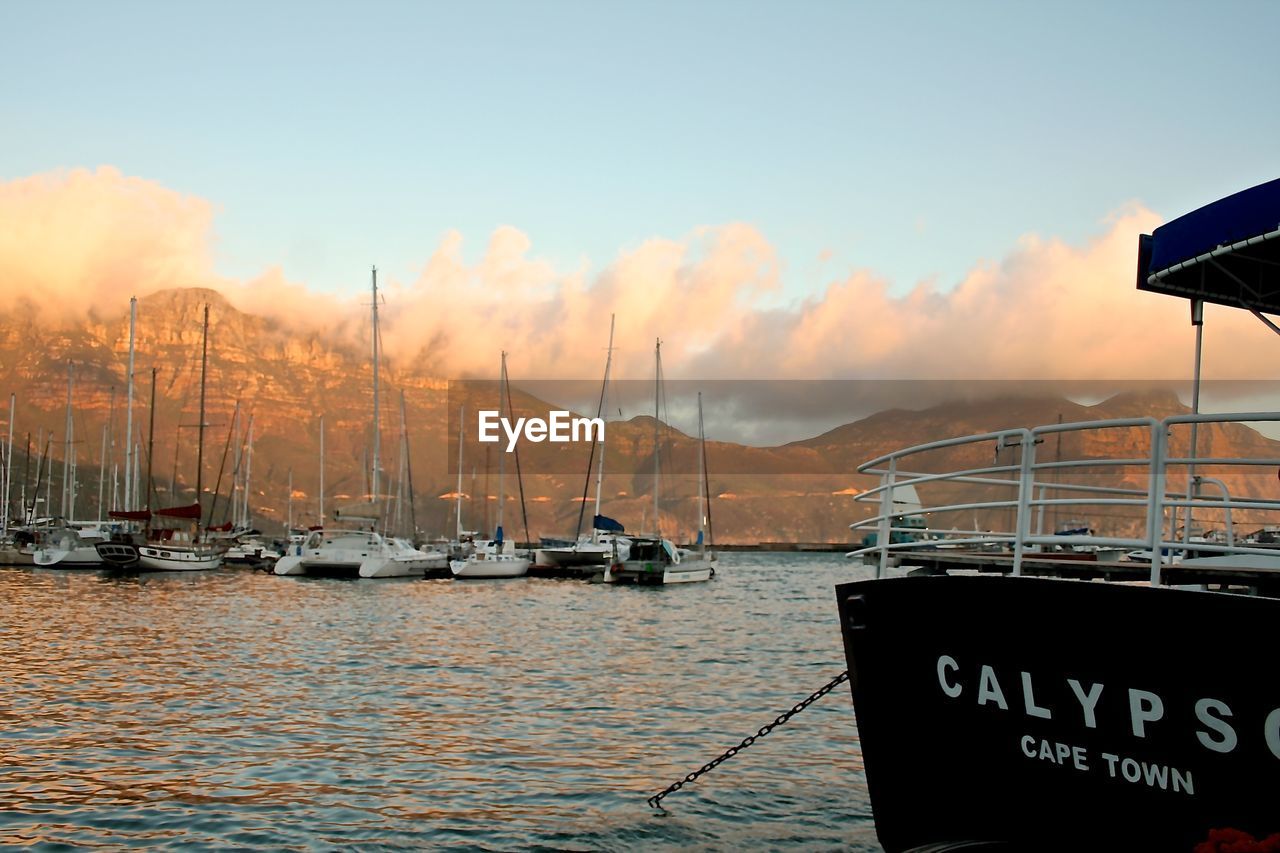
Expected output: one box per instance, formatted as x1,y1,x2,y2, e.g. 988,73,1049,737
4,0,1278,303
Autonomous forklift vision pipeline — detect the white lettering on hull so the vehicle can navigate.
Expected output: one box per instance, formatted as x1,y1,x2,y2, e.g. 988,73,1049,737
936,654,1279,761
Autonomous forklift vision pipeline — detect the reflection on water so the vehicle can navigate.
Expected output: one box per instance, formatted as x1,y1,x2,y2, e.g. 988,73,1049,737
0,554,876,849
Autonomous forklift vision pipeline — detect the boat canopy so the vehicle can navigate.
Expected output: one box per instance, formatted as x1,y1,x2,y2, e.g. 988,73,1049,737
154,502,202,520
1138,178,1280,313
108,509,152,521
593,514,625,533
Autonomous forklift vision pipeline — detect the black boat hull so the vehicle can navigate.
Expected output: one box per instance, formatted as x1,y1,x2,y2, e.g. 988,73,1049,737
836,575,1280,851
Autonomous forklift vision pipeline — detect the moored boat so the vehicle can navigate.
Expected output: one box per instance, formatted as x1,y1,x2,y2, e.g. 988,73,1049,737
836,178,1280,850
607,536,711,584
606,343,714,585
449,536,531,579
31,521,117,568
275,525,445,578
94,503,226,571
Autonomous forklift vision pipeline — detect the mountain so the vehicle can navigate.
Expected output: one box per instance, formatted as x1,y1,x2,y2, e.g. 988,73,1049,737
2,288,1275,544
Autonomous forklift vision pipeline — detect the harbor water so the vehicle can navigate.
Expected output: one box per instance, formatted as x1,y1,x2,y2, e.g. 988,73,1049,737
0,553,877,850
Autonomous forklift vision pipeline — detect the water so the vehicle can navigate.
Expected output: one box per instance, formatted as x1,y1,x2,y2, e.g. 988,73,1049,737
0,553,878,850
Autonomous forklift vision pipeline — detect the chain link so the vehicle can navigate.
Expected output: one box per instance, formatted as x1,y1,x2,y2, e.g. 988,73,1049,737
646,669,850,810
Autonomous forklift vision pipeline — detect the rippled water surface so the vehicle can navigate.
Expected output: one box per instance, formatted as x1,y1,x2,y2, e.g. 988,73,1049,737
0,554,876,850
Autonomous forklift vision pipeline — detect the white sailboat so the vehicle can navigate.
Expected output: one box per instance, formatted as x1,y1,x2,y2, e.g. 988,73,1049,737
452,352,530,579
274,268,445,579
32,521,118,568
31,363,109,568
608,340,713,585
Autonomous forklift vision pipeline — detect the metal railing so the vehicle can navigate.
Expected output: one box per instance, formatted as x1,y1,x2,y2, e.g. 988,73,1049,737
847,412,1280,586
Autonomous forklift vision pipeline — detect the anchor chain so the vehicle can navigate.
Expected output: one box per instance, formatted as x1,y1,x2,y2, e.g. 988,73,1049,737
646,669,850,810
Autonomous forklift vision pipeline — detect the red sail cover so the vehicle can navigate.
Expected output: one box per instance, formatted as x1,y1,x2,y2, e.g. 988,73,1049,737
108,509,152,521
154,503,202,520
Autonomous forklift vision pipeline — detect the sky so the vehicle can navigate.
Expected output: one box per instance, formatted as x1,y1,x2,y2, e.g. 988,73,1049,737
2,1,1279,387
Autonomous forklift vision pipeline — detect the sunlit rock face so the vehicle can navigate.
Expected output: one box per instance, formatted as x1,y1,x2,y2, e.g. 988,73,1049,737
2,289,1274,543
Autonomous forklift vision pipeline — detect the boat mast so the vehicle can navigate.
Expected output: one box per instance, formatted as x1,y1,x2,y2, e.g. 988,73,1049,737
400,390,417,538
318,414,325,526
229,404,242,526
196,304,209,511
701,389,711,555
243,415,254,529
131,442,139,510
62,361,73,518
2,393,13,537
21,433,30,525
653,338,662,537
594,316,615,527
455,405,465,540
287,468,293,532
503,360,532,549
124,296,136,511
29,434,50,524
371,266,381,504
100,385,114,517
496,352,507,540
146,367,157,513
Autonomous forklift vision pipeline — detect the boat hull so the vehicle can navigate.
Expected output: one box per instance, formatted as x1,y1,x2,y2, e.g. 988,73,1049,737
93,541,142,568
275,555,440,578
32,545,103,568
450,556,530,578
835,574,1280,850
609,558,713,584
534,546,611,568
137,545,223,571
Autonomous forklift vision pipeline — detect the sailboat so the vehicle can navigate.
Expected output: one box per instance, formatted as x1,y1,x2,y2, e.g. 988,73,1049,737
96,305,226,570
31,363,112,568
608,340,713,585
451,352,531,579
534,316,631,571
275,268,441,579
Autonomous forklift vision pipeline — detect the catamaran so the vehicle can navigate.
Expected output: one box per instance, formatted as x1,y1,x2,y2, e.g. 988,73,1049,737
274,518,443,578
275,269,446,579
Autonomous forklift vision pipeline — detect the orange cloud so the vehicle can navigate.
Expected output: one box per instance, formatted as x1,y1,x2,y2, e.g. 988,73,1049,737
688,204,1272,379
0,166,220,318
1,166,1270,381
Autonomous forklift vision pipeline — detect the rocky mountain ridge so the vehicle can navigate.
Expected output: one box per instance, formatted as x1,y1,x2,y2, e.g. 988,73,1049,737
3,289,1277,543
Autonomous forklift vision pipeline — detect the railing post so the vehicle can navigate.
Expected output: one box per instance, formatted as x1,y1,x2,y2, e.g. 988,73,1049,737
877,459,896,580
1147,422,1168,587
1012,430,1035,576
1035,483,1047,538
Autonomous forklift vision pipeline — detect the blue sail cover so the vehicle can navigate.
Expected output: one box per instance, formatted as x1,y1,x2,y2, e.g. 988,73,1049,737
1138,178,1280,313
593,514,625,533
494,525,504,545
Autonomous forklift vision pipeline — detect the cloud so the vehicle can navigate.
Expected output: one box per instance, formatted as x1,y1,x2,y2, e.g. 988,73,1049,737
2,167,1272,382
0,166,220,318
688,204,1275,380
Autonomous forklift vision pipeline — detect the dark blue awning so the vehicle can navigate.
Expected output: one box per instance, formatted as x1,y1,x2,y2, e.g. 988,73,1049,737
1137,178,1280,314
